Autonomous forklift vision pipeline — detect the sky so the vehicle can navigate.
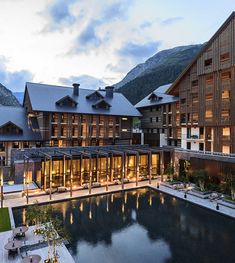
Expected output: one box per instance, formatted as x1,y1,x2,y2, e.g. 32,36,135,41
0,0,234,92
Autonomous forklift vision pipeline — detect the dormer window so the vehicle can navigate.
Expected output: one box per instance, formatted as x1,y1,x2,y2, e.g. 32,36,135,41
148,93,163,101
56,95,78,107
92,99,111,110
86,91,104,101
0,121,23,135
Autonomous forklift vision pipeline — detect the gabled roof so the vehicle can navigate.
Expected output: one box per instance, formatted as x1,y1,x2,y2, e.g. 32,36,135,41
148,93,163,101
0,121,22,131
24,82,141,117
167,12,235,95
86,90,104,100
135,83,178,109
0,106,42,142
92,99,111,109
56,95,78,107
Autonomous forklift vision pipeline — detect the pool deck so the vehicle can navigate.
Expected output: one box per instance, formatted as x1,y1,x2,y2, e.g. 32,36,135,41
0,226,75,263
2,179,235,219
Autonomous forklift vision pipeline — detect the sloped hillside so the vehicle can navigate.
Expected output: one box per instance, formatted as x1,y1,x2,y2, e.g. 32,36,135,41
115,44,203,105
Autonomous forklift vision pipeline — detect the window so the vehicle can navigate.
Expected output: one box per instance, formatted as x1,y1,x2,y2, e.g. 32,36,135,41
192,94,198,103
181,98,186,104
220,52,229,62
206,76,213,85
199,143,204,151
187,142,191,150
187,128,191,139
192,80,198,87
180,114,186,123
204,58,212,67
222,71,231,80
156,117,159,122
223,127,230,137
168,104,172,112
121,117,128,121
150,117,153,123
205,94,213,101
192,113,198,123
222,145,230,154
221,110,230,121
205,110,213,119
222,90,230,99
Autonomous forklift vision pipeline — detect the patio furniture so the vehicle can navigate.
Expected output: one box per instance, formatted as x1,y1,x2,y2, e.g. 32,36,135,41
57,186,67,193
13,226,29,238
4,240,22,254
22,254,41,263
92,182,101,188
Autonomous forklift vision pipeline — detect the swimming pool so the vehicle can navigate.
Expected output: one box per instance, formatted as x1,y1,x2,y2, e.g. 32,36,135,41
13,188,235,263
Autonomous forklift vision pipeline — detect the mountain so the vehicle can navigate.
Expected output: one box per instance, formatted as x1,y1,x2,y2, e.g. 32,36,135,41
0,83,21,106
13,92,24,104
115,44,203,105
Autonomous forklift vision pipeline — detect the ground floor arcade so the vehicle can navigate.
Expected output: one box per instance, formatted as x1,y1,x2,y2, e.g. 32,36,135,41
13,145,168,198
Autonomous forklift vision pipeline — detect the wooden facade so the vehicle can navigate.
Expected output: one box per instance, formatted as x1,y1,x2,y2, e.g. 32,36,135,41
139,12,235,154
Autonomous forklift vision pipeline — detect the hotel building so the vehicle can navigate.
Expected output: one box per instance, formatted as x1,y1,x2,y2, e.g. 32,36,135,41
136,12,235,178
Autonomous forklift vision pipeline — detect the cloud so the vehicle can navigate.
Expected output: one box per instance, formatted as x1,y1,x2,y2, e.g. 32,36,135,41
44,0,77,30
77,19,102,46
71,1,133,53
140,21,152,29
117,41,161,62
0,56,33,92
59,74,107,90
161,17,183,26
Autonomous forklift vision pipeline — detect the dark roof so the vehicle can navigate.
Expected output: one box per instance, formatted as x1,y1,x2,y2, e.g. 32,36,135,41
135,83,179,109
0,106,42,142
24,82,141,117
167,12,235,94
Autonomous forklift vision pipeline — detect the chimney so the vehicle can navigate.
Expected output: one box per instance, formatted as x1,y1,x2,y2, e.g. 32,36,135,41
73,83,80,96
105,86,114,98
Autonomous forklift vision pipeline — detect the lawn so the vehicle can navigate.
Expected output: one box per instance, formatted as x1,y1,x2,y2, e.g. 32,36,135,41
0,208,11,232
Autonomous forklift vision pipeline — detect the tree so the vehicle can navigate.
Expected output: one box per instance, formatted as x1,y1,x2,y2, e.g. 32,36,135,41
26,202,68,262
165,163,174,182
192,170,208,192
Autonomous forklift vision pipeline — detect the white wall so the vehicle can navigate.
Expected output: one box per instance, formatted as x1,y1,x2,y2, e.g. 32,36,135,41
160,133,167,147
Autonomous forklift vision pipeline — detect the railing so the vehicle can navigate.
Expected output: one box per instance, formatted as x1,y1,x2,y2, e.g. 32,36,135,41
174,147,235,158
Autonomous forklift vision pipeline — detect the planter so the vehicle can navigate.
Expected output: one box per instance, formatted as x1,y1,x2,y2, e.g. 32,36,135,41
218,198,235,209
7,180,14,186
189,189,212,199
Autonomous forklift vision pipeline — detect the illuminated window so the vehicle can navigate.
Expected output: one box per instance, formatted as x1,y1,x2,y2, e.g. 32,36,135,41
122,117,128,121
222,145,230,154
122,129,128,132
205,110,213,118
205,94,213,101
221,110,230,119
222,90,230,99
206,76,213,85
222,127,230,136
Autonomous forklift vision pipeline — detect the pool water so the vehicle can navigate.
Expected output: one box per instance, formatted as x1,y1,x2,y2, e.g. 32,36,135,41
13,188,235,263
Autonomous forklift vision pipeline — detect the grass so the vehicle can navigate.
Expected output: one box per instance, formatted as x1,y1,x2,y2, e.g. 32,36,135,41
0,208,11,232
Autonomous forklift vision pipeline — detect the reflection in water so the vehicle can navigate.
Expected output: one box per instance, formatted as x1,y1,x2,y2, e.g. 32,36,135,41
13,188,235,263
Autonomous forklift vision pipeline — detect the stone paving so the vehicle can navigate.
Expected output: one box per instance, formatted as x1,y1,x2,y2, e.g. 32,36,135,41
1,179,235,263
2,179,235,219
0,226,75,263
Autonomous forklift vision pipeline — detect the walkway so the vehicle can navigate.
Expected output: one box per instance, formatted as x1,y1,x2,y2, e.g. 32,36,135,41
150,184,235,219
0,226,75,263
3,179,235,219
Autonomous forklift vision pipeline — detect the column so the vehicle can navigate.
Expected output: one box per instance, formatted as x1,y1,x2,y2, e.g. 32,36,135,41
136,153,139,187
148,152,152,185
